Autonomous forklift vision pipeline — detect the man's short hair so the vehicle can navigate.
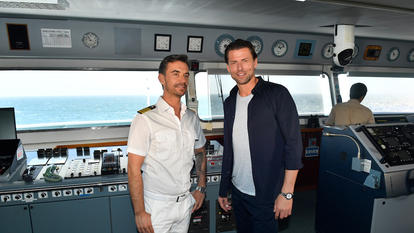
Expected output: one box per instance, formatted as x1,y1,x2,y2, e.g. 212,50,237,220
224,39,257,64
158,54,189,75
350,83,368,99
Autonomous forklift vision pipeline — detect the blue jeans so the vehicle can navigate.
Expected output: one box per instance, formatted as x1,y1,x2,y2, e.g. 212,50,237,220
231,185,278,233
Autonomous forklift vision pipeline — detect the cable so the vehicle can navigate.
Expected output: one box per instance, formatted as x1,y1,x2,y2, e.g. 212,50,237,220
324,132,361,159
215,75,225,104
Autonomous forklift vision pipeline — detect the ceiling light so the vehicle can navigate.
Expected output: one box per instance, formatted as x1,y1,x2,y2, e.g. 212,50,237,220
0,0,57,3
0,0,68,10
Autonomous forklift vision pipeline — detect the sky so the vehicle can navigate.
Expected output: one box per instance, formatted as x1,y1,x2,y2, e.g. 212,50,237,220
0,70,162,97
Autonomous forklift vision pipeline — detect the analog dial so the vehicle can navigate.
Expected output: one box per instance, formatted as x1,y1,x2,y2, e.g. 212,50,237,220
408,49,414,62
215,34,235,57
352,44,359,58
322,43,334,59
247,36,264,56
272,40,288,57
154,34,171,51
82,32,99,49
387,47,400,61
187,36,203,52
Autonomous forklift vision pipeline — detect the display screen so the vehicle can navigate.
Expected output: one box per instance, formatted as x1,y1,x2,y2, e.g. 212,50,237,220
366,49,381,58
298,42,313,56
0,108,17,140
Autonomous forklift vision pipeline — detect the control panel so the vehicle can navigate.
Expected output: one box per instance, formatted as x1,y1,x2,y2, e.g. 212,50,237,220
0,139,236,233
361,124,414,166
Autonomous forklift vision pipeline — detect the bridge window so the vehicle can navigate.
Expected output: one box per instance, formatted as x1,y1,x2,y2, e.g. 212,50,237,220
0,70,166,130
195,72,331,120
338,74,414,114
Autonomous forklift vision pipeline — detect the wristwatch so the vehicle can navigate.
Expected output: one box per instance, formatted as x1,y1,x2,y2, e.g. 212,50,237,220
195,186,206,194
280,192,294,200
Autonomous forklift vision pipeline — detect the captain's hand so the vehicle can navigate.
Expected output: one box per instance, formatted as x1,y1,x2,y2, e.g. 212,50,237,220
135,211,154,233
274,195,293,219
191,190,205,213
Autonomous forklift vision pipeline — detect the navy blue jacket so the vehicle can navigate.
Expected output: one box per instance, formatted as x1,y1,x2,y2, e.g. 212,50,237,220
219,77,303,204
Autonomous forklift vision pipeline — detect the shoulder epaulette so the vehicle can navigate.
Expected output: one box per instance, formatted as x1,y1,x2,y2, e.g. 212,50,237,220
137,105,156,114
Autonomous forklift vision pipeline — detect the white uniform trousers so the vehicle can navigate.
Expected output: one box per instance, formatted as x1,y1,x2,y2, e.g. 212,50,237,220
144,191,195,233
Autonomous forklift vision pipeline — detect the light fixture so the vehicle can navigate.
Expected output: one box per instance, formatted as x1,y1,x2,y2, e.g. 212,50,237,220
0,0,58,3
0,0,68,10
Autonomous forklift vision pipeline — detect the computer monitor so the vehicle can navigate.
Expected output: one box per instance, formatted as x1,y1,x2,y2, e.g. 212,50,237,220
0,107,17,140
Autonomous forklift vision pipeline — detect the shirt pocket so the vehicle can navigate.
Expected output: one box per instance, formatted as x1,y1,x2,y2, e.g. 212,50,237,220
153,130,176,160
182,129,196,156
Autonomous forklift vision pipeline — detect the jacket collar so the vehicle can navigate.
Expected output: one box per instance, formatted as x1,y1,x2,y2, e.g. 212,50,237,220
230,76,264,97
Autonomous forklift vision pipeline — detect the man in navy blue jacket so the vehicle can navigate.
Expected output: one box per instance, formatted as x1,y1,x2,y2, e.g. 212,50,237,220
218,39,303,233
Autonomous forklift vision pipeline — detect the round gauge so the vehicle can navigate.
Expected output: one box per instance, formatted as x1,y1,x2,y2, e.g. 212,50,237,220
407,49,414,62
352,44,359,58
247,36,264,56
387,47,400,61
82,32,99,49
215,34,235,57
321,43,334,59
272,40,288,57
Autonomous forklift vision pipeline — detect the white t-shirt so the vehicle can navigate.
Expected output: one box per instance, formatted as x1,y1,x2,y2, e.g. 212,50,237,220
127,97,206,195
232,92,256,196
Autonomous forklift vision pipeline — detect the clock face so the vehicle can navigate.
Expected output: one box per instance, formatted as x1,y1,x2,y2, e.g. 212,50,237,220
408,49,414,62
215,34,234,57
388,47,400,61
322,43,334,59
187,36,203,52
352,44,359,58
82,32,99,49
247,36,264,55
154,34,171,51
272,40,288,57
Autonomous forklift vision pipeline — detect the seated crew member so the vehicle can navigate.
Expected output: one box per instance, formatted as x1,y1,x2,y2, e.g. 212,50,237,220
326,82,375,126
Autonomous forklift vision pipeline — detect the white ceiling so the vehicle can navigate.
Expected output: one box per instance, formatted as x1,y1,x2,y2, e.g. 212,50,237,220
1,0,414,41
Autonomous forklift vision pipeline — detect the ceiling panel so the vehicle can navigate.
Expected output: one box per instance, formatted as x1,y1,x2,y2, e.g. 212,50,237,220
0,0,413,41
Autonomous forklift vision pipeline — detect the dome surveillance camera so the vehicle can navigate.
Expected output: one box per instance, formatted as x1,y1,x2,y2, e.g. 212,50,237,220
333,25,355,67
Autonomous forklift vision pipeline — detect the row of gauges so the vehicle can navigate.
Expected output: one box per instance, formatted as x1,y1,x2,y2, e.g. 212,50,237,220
6,23,414,62
215,33,414,62
322,43,414,62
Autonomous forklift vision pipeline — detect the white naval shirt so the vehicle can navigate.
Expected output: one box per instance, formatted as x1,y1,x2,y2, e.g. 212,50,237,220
127,97,206,196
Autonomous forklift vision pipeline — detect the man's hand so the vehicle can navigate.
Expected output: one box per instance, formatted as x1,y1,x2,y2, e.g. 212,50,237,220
191,190,205,213
274,194,293,219
135,211,154,233
218,196,232,212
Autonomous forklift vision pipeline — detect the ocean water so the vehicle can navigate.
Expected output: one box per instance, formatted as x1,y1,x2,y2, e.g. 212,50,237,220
0,96,157,127
0,94,412,129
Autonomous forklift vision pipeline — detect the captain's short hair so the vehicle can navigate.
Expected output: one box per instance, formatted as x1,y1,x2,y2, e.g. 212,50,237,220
158,54,189,75
350,83,368,99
